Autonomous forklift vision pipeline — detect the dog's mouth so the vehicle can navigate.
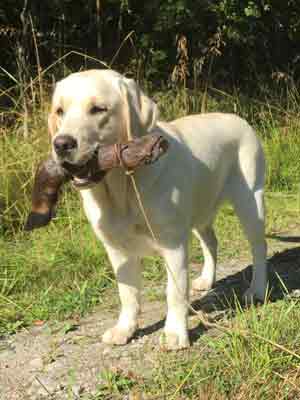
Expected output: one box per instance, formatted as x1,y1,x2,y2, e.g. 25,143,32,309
61,144,106,189
71,173,106,189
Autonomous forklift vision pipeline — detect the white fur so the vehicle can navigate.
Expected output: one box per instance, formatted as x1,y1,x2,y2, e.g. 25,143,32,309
50,69,267,349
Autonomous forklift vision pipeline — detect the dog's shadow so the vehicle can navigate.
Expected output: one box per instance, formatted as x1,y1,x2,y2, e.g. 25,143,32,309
135,244,300,344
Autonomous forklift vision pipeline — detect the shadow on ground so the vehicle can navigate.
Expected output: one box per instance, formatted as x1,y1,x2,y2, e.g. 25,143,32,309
267,234,300,243
189,245,300,342
135,245,300,344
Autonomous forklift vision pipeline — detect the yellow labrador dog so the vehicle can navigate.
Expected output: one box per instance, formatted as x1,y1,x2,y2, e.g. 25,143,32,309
49,69,267,349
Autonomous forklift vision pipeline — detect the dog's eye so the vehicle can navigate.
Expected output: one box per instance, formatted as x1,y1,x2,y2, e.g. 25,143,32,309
90,105,108,115
56,107,64,116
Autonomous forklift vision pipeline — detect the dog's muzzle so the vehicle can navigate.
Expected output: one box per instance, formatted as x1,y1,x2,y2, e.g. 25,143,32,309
62,145,106,189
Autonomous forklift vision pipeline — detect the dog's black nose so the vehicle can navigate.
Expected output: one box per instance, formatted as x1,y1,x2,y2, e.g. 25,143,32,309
53,135,77,156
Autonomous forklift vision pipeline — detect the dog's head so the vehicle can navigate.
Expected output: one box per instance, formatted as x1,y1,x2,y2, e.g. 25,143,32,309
49,69,158,166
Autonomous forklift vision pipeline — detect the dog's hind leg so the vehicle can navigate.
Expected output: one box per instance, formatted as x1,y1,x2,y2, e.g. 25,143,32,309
231,186,267,302
228,141,267,302
191,226,218,293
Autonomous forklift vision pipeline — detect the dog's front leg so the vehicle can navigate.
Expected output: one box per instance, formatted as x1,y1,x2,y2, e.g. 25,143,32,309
102,246,141,345
162,242,190,349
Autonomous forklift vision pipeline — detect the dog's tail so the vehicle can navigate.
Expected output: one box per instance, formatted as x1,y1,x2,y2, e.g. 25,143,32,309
237,122,265,194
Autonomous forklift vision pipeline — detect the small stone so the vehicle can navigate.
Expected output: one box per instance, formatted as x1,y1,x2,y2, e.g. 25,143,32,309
29,357,44,370
72,384,84,397
129,391,144,400
103,347,111,356
290,289,300,298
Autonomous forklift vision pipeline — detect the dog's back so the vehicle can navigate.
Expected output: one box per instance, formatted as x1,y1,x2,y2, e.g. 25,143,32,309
154,113,265,228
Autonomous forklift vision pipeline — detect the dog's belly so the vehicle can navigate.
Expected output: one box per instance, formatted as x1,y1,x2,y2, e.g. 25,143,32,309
97,219,157,256
80,172,227,256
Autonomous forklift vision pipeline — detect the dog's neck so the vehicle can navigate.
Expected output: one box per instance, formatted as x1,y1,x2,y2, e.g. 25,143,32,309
99,167,129,217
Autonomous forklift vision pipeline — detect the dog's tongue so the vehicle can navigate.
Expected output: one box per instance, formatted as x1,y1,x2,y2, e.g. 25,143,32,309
72,171,106,189
61,157,106,189
72,176,92,188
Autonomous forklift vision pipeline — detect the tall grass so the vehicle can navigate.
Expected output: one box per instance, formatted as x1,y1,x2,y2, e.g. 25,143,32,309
1,67,300,399
1,68,300,337
127,298,300,399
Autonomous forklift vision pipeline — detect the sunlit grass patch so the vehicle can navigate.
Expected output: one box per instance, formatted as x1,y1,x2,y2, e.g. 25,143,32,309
84,298,300,399
119,298,300,400
0,209,113,335
1,81,300,339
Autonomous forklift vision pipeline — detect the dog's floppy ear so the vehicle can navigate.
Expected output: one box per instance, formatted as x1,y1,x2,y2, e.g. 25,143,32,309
48,110,59,137
48,84,62,137
120,78,158,139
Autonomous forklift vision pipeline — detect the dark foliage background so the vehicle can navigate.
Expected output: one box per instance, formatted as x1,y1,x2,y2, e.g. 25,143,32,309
1,0,300,93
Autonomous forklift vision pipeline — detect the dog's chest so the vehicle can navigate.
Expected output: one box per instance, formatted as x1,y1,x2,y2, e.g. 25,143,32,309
80,185,156,255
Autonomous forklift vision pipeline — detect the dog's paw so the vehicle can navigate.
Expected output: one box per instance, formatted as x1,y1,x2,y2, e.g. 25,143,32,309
191,277,214,294
160,331,190,350
102,326,135,345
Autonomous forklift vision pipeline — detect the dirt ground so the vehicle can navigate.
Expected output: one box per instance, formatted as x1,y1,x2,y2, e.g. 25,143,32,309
1,231,300,400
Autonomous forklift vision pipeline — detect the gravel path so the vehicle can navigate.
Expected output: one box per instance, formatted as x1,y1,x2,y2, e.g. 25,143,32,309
1,232,300,400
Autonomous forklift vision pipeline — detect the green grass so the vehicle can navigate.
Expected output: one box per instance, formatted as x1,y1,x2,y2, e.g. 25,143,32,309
102,299,300,400
75,298,300,399
1,81,300,398
1,192,298,336
0,214,112,334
